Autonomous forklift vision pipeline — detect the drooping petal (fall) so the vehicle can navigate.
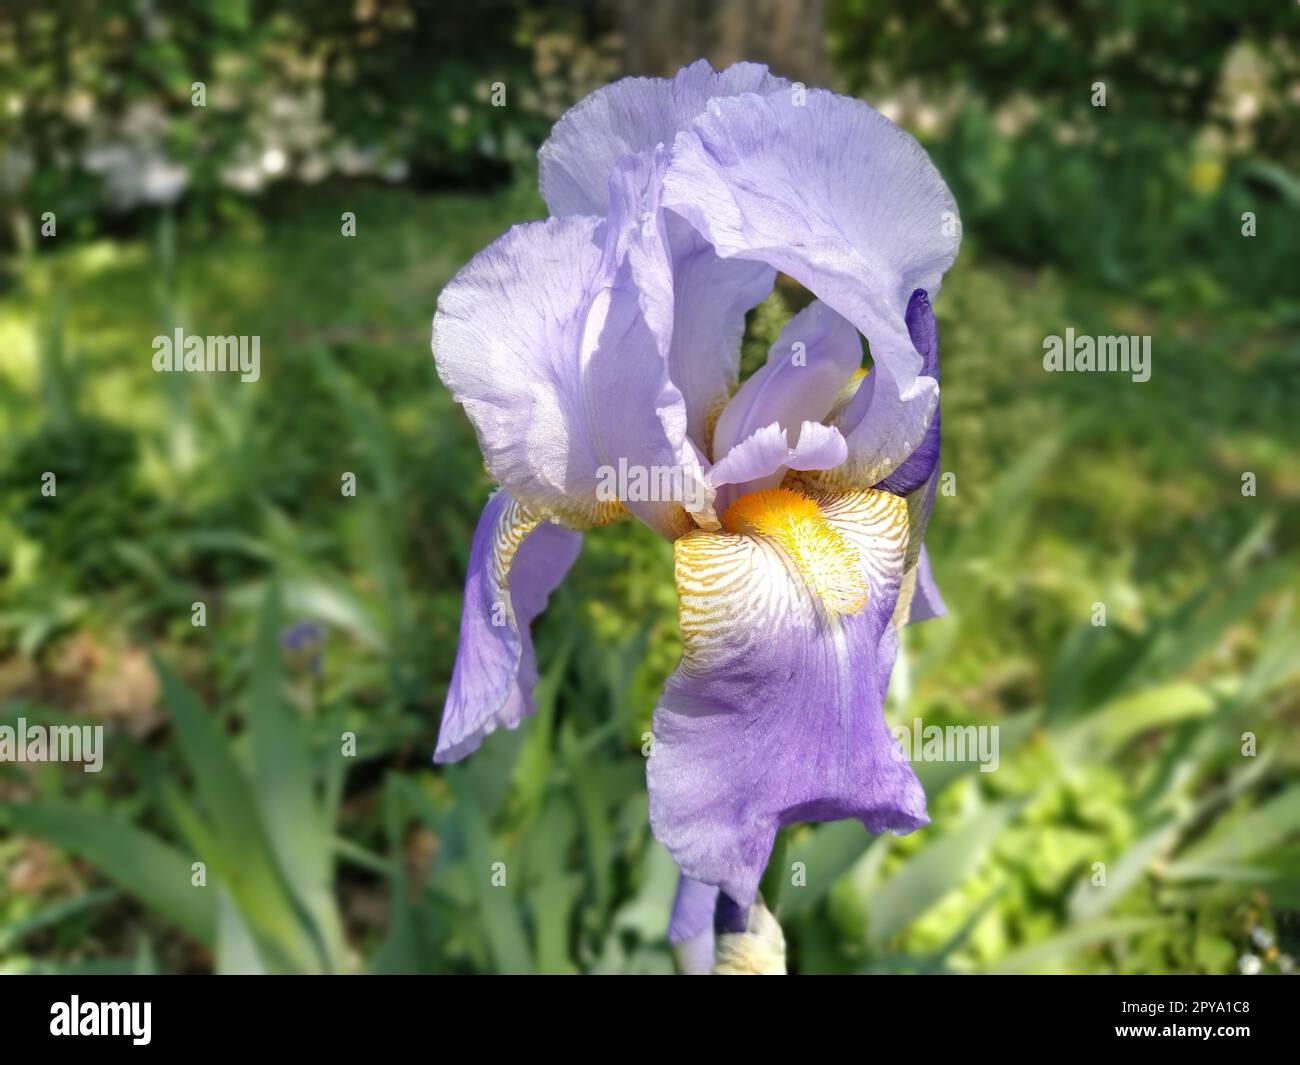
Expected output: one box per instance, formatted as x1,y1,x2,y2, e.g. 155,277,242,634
663,89,960,486
435,491,582,763
648,485,928,907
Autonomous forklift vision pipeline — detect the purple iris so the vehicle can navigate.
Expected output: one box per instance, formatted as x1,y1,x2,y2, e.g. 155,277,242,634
431,60,959,970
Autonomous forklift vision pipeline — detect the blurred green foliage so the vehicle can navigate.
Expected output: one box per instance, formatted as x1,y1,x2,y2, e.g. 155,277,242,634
832,0,1300,299
1,2,1298,974
0,0,612,249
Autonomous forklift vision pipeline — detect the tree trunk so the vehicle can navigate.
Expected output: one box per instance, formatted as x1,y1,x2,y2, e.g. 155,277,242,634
616,0,826,84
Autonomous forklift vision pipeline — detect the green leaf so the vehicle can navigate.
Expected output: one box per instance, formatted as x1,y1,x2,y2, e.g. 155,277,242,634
511,637,571,816
280,577,385,652
1167,786,1300,878
370,776,421,974
215,889,267,975
782,821,880,919
1062,682,1216,754
1067,817,1177,922
864,800,1017,950
0,887,116,951
982,917,1177,974
528,798,581,974
562,722,614,914
247,583,346,969
155,656,328,972
1,802,215,943
1,956,146,976
451,769,534,974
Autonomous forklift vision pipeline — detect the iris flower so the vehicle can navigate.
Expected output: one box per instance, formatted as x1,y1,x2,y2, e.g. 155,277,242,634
431,60,959,969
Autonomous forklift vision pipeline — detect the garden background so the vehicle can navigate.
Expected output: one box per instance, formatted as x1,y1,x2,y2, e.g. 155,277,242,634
1,0,1298,974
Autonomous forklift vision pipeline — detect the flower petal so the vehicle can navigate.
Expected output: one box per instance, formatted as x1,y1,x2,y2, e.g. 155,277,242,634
712,298,863,462
663,90,959,485
668,871,719,943
868,289,941,496
603,151,718,529
433,212,690,537
648,486,928,907
540,59,789,219
705,420,847,521
668,871,718,974
908,544,946,623
541,63,785,454
875,453,944,632
603,148,674,361
607,151,775,461
435,491,581,763
667,215,775,452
